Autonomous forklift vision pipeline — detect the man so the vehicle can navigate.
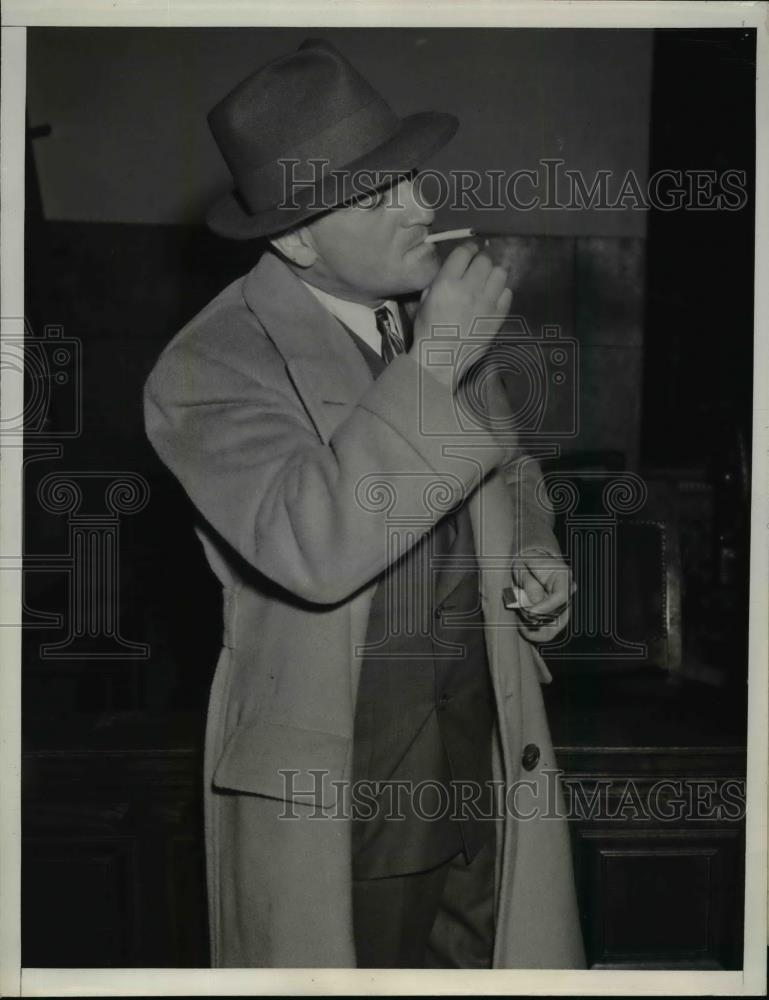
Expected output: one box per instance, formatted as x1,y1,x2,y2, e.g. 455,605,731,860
144,38,585,969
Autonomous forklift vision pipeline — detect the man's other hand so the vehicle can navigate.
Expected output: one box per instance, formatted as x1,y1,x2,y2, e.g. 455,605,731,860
510,548,575,643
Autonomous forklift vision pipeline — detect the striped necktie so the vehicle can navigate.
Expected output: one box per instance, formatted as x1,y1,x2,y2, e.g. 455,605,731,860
374,305,406,363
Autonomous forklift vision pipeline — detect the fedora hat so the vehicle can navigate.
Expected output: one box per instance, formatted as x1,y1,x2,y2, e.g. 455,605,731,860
206,38,458,239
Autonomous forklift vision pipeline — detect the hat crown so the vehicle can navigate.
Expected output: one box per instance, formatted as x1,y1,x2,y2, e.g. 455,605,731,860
208,39,393,173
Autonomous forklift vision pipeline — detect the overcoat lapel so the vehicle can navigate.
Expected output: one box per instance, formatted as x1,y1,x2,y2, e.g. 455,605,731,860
242,254,385,705
243,253,375,444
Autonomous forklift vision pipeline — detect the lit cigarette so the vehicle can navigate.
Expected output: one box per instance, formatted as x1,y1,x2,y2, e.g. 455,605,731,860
424,228,476,244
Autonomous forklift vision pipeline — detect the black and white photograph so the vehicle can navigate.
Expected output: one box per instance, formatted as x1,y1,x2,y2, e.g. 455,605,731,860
1,1,767,995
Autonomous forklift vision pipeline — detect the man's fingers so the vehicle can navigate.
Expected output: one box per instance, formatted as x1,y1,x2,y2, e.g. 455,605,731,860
519,614,569,643
511,569,547,606
518,597,568,624
495,286,513,317
524,562,573,600
511,554,574,640
529,572,573,616
484,265,509,306
525,580,548,606
438,240,481,281
464,249,494,289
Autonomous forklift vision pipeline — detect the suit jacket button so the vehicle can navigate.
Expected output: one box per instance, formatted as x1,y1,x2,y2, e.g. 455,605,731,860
437,695,450,711
522,743,540,771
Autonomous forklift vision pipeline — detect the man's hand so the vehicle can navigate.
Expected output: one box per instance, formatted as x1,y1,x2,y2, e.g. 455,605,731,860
412,241,512,386
510,548,575,643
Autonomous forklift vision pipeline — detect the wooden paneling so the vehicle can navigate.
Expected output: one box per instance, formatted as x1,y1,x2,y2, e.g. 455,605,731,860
575,828,744,969
22,707,746,969
23,837,139,967
548,673,747,970
22,716,208,967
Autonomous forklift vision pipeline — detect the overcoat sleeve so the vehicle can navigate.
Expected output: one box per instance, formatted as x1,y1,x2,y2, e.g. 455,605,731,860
479,359,560,558
145,339,510,605
504,455,559,557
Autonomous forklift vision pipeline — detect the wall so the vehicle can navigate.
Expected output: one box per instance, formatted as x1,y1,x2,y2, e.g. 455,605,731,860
26,26,652,237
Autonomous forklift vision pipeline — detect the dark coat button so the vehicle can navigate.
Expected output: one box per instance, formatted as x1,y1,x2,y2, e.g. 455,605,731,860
522,743,540,771
437,695,450,710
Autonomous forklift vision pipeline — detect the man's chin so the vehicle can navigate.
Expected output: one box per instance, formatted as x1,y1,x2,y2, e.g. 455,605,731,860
373,254,439,300
401,252,441,294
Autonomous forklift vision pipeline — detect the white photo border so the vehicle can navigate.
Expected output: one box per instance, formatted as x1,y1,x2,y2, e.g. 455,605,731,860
1,2,767,996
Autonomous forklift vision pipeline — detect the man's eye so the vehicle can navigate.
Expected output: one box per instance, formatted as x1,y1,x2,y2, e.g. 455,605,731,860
357,190,384,210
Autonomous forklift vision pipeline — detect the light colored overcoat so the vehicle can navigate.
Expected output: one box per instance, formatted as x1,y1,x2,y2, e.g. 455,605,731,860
144,251,586,969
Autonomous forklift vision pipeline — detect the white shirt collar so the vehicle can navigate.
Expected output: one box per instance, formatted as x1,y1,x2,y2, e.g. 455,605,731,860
300,280,402,358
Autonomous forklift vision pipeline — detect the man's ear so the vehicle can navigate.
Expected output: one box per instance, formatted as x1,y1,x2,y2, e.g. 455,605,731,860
270,226,318,268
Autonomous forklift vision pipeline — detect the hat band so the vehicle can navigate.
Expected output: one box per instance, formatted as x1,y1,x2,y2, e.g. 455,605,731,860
237,99,401,213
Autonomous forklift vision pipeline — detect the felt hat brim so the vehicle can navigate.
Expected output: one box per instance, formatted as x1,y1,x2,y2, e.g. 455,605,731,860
205,111,458,240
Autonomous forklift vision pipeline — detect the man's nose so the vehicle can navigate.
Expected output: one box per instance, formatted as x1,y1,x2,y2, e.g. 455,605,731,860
398,177,435,227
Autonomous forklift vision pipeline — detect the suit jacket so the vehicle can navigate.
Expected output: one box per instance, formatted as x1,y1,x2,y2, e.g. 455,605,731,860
342,323,495,878
144,250,586,968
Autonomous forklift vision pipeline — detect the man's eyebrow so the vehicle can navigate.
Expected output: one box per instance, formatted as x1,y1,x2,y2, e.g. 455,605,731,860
343,185,387,209
341,189,383,210
342,169,418,210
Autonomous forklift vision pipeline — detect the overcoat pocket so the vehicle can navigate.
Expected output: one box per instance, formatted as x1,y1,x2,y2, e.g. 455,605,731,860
212,719,351,808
